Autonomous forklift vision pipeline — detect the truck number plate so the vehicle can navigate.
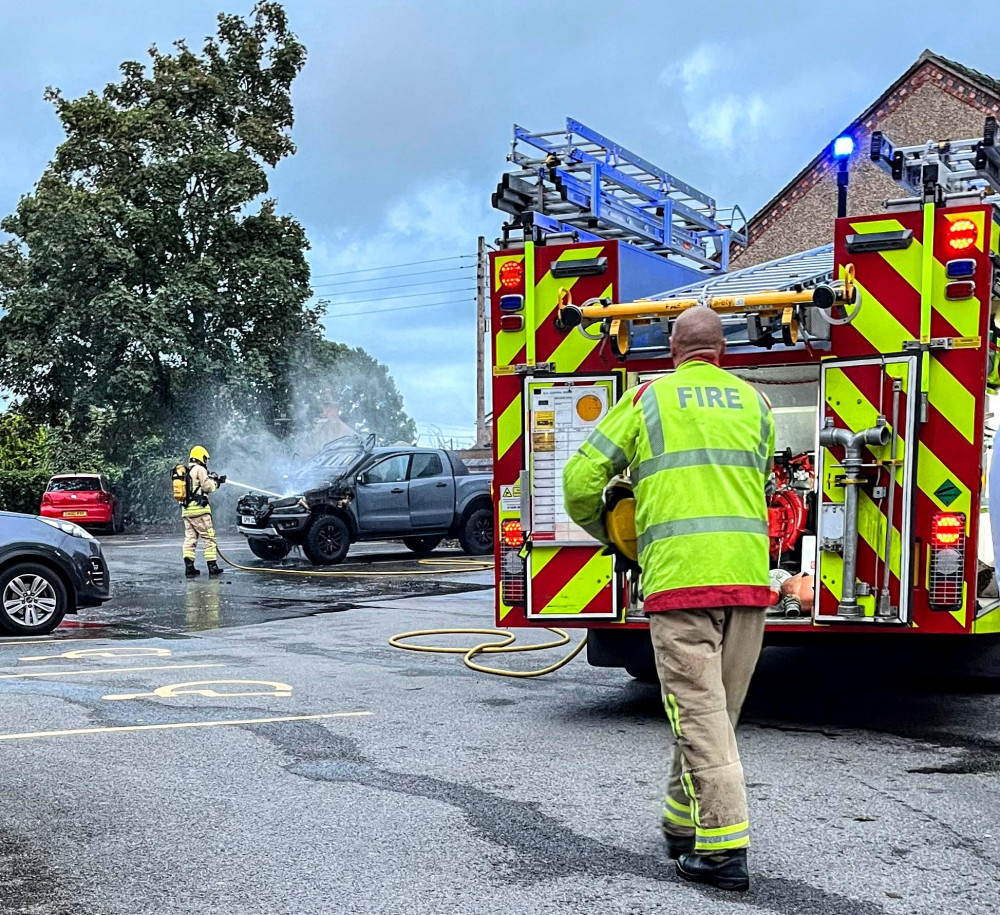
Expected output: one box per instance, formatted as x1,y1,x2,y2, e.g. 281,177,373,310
241,515,256,525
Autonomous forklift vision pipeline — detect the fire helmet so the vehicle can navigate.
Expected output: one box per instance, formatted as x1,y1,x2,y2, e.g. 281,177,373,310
603,476,638,565
189,445,210,464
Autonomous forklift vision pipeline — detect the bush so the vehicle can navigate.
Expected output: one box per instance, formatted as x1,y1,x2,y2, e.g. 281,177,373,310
0,470,52,515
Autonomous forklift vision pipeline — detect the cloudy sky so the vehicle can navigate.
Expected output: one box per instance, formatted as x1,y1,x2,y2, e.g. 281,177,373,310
1,1,998,443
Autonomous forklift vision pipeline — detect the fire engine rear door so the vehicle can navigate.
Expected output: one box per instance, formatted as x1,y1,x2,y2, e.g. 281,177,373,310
524,375,622,620
816,355,919,624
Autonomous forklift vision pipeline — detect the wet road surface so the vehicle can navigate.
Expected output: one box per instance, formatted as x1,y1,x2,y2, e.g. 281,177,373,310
62,531,491,638
0,531,997,913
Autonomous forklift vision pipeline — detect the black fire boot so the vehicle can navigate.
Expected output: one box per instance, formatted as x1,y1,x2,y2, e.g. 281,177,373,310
676,849,750,892
661,826,695,860
207,561,223,577
184,558,200,578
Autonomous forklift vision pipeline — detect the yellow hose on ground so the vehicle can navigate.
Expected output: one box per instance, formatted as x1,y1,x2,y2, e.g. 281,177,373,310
216,546,493,577
215,546,584,677
388,627,588,678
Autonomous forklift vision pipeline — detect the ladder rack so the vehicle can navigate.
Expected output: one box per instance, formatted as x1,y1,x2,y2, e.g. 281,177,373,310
871,116,1000,201
493,118,747,272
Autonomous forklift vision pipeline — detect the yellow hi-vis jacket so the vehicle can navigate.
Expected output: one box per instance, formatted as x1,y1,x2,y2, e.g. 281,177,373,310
182,461,218,518
563,359,775,611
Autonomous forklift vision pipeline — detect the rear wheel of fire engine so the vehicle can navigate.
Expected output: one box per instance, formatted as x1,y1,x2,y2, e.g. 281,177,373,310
402,536,442,554
248,538,293,562
303,516,350,565
625,662,660,684
459,507,494,556
0,563,68,636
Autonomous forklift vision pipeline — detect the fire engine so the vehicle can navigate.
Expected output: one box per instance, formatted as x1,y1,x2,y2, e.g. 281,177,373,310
489,117,1000,677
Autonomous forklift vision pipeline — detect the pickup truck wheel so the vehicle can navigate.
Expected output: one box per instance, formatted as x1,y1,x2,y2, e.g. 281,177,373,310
402,536,442,554
459,507,494,556
303,516,350,565
248,539,292,562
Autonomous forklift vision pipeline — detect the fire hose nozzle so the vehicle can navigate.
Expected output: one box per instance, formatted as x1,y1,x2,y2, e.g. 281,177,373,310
812,280,858,310
555,304,583,331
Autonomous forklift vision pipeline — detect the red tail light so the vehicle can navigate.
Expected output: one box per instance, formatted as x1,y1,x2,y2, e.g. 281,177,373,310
946,218,979,252
499,519,525,606
41,492,52,505
929,512,965,610
501,519,524,548
931,512,964,546
499,260,525,290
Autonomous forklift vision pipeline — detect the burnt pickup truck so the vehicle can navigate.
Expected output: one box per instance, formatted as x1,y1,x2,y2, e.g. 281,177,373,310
236,439,493,565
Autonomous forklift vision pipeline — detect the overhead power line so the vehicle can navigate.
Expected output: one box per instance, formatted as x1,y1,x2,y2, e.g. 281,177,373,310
326,298,474,319
312,264,474,289
319,287,476,308
311,254,475,280
315,275,473,296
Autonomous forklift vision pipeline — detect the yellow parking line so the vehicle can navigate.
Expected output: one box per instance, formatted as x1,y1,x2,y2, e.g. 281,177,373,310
0,638,99,647
0,711,372,741
0,663,222,680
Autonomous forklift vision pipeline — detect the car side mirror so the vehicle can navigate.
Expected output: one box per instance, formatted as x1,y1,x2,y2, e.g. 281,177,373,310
357,473,367,485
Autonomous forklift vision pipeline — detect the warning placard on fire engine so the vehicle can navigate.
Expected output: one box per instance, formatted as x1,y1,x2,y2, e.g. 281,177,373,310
527,378,616,544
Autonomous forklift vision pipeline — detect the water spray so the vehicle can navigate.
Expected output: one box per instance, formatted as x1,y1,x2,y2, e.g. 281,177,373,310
225,480,284,499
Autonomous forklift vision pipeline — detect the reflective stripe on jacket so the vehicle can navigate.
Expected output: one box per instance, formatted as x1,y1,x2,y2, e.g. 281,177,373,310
181,462,217,517
563,359,775,611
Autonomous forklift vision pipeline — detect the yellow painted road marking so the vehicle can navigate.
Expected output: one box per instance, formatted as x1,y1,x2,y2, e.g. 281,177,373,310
104,679,293,702
0,663,221,681
21,646,172,662
0,711,372,742
0,637,100,647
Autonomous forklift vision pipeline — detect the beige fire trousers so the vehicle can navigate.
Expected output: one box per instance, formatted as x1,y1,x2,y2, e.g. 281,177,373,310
649,606,767,853
182,513,218,562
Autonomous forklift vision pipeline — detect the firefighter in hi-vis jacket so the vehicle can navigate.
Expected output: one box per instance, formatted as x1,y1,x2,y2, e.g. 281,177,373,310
563,307,775,893
182,446,226,578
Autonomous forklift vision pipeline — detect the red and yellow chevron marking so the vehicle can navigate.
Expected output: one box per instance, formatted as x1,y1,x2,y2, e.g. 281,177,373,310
820,363,910,619
528,545,616,618
491,242,621,471
832,205,991,633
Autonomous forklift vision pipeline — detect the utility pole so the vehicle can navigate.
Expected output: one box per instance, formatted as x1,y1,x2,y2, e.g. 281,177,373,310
475,235,488,448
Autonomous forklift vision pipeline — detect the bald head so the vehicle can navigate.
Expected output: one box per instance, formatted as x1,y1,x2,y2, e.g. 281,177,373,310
670,307,726,365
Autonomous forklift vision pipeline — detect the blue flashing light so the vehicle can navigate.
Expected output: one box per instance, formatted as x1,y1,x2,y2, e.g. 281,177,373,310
833,135,855,159
499,294,524,312
946,258,976,279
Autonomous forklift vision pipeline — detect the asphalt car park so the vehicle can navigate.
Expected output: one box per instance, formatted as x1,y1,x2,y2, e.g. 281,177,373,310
0,532,997,914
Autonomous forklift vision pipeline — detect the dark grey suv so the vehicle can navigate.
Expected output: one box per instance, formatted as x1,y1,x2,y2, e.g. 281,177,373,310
0,511,111,635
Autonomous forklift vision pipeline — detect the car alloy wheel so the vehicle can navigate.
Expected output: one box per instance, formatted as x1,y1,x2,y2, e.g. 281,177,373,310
3,574,59,627
318,525,343,559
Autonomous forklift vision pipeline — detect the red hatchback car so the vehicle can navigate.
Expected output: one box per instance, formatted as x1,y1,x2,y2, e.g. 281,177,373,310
40,474,125,533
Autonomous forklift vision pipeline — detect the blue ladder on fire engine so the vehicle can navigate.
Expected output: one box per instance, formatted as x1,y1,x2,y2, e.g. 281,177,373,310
493,118,748,273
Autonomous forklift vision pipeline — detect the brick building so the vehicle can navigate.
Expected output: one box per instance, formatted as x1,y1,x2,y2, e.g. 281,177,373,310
736,51,1000,267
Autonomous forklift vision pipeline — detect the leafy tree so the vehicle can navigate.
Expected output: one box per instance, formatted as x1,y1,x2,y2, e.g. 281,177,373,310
0,2,318,458
295,339,417,445
0,412,51,472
